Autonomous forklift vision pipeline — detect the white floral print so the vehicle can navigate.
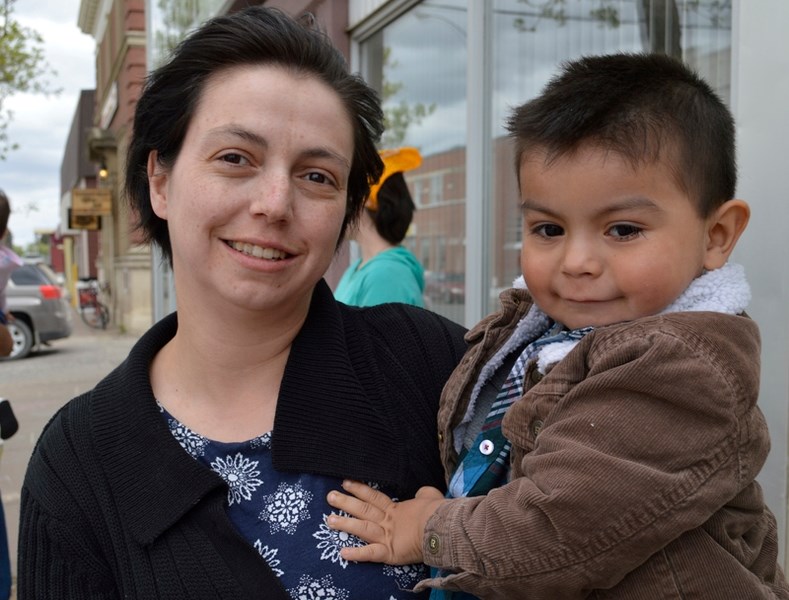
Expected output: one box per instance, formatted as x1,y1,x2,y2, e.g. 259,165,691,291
161,405,420,598
210,453,264,505
157,401,209,458
167,419,209,458
287,574,349,600
313,511,365,568
250,431,272,449
259,482,313,534
383,563,426,590
254,539,284,577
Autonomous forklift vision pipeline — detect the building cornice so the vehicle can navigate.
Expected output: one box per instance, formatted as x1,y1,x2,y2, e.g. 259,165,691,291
78,0,101,35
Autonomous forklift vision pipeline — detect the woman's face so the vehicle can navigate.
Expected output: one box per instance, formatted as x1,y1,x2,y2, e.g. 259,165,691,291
149,65,354,317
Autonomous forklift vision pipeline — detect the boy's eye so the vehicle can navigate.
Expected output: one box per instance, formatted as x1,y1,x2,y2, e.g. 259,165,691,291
532,223,564,238
608,223,643,240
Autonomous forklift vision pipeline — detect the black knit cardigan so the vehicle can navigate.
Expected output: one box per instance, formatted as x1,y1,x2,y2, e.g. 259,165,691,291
18,280,467,599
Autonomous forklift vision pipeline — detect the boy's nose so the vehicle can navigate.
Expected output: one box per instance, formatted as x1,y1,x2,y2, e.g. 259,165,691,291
561,237,602,277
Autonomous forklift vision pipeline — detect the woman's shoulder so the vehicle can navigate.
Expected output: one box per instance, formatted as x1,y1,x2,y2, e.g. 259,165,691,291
339,302,467,373
348,301,465,342
34,391,93,445
24,392,96,499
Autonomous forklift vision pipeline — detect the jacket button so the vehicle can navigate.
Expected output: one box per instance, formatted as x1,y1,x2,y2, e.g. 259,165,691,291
530,369,543,384
478,439,494,455
427,533,441,555
532,419,544,437
438,432,444,443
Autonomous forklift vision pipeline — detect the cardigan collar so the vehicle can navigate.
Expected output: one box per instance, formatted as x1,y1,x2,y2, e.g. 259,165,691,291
92,279,401,545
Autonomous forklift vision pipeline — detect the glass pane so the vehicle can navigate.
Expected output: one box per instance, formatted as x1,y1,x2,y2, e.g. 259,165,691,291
148,0,225,69
360,0,468,324
489,0,731,313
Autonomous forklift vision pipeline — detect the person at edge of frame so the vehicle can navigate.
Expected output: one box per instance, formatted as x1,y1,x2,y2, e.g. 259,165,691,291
327,52,789,600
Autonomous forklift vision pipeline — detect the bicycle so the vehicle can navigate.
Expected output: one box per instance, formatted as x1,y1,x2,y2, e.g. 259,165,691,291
77,281,110,330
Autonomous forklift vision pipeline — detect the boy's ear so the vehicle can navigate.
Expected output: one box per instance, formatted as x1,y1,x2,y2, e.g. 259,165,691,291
148,151,169,219
703,199,750,270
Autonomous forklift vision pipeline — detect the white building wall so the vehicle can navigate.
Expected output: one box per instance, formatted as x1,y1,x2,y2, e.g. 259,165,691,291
732,0,789,564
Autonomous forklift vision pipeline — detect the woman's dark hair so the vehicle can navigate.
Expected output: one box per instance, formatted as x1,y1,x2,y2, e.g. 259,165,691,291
125,6,384,263
368,172,416,245
506,53,736,217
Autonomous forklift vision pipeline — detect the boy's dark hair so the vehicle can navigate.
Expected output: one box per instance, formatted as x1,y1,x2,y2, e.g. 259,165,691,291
0,189,10,236
368,172,416,245
506,53,736,216
125,6,385,264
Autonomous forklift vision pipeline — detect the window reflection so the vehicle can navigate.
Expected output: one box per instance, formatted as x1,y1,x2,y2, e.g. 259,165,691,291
148,0,225,68
357,0,730,323
490,0,732,311
360,0,468,323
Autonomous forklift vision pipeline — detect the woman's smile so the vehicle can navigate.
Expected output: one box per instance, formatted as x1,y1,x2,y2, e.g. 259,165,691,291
225,240,289,261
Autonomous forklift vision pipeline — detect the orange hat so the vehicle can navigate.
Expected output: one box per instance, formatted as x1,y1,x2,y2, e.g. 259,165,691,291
366,147,422,211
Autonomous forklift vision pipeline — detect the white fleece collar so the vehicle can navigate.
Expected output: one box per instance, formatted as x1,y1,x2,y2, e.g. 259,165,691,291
454,263,750,452
659,262,750,315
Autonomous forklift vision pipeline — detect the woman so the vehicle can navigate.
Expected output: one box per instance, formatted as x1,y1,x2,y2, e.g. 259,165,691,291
335,147,425,307
17,7,467,600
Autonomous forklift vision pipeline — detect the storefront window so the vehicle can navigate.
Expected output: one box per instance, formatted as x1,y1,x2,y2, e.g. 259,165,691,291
359,0,468,323
489,0,732,313
147,0,225,69
357,0,731,324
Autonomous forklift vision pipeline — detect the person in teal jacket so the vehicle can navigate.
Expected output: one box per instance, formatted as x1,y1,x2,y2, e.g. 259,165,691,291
335,147,425,307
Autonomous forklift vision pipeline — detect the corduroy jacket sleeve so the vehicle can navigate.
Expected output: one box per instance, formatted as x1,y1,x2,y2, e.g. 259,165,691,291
419,312,782,599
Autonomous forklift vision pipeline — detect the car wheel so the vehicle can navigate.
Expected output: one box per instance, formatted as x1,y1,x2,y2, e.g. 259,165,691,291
4,319,34,360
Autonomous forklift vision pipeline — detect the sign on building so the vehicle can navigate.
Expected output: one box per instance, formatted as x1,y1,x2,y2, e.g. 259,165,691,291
72,188,112,216
68,209,101,230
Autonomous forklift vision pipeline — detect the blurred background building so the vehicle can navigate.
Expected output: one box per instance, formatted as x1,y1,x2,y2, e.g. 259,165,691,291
62,0,789,563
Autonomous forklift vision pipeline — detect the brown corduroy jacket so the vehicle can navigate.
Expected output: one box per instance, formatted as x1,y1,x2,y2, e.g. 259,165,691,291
419,287,789,599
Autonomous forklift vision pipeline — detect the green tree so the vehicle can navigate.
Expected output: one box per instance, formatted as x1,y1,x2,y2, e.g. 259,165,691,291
0,0,58,160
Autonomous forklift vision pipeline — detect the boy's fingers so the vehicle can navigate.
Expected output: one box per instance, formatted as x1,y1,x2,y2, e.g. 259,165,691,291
326,513,384,544
341,480,394,510
416,485,444,500
327,490,386,522
339,543,388,563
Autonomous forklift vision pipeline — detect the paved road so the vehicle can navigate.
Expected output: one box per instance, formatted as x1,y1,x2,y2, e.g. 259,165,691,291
0,308,139,592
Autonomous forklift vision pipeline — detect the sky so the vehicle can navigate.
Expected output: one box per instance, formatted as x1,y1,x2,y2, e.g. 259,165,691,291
1,0,95,249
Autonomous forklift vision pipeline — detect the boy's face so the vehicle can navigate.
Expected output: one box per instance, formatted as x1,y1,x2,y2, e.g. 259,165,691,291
519,145,714,330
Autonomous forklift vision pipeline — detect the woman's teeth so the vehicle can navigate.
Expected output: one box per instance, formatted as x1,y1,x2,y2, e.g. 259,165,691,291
228,241,287,260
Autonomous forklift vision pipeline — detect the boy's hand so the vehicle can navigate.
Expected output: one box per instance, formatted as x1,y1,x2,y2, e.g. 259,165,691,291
326,480,445,565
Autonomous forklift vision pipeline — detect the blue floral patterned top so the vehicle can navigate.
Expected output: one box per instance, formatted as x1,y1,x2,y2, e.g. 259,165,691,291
160,403,428,599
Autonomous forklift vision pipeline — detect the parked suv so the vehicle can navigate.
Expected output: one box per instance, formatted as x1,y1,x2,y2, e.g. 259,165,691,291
3,261,72,360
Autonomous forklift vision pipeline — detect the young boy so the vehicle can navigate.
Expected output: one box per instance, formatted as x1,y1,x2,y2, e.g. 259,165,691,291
0,190,23,357
327,53,789,599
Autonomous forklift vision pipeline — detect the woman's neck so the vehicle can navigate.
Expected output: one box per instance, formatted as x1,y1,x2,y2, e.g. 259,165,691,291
150,297,308,442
